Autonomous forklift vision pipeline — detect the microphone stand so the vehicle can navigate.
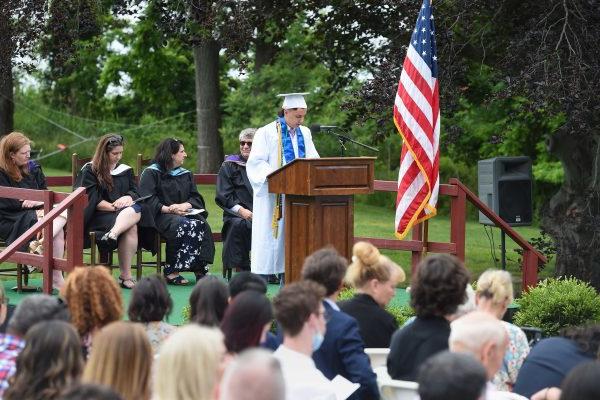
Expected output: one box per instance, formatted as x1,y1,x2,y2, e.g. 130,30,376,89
322,130,379,157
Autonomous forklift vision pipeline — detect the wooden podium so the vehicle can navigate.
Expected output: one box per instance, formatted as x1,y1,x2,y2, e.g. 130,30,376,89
268,157,375,284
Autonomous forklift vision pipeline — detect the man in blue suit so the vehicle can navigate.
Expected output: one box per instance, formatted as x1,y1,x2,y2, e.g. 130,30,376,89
301,247,379,400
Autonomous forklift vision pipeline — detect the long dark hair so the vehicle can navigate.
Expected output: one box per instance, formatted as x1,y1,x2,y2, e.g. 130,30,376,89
91,133,124,191
189,275,229,327
128,275,173,323
4,320,83,400
220,291,273,353
152,138,184,172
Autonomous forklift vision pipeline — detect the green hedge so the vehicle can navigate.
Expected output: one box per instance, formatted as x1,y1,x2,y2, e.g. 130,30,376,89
513,277,600,336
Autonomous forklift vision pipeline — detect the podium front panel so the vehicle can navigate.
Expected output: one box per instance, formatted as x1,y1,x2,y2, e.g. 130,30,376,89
285,195,353,284
312,165,372,194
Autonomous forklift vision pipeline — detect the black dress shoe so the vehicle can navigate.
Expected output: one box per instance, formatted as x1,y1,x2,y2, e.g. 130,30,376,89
99,232,118,250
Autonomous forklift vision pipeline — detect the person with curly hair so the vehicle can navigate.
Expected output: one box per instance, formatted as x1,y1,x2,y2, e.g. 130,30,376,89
83,321,152,400
387,254,470,381
60,266,123,358
340,241,406,348
3,320,83,400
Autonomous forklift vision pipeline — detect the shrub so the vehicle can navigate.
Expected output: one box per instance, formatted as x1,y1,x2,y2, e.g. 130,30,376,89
513,277,600,336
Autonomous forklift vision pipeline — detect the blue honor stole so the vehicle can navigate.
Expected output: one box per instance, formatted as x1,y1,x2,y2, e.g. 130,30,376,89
278,116,305,164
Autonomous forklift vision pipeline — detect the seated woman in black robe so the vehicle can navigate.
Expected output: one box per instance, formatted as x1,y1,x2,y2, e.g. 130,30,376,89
215,128,255,275
139,138,215,285
0,132,67,289
74,134,141,289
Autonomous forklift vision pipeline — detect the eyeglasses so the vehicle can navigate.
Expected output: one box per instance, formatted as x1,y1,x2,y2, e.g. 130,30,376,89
239,141,253,147
107,135,124,146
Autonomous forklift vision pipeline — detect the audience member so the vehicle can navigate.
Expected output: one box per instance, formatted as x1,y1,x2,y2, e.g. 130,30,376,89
560,361,600,400
4,320,82,400
189,275,229,326
387,254,469,381
0,132,67,289
216,128,256,275
272,281,337,400
60,266,123,357
154,325,225,400
220,290,273,354
0,294,70,396
449,311,526,400
340,241,406,348
228,271,267,298
417,351,487,400
219,348,285,400
127,274,176,354
59,383,123,400
476,269,530,391
73,133,141,289
301,247,379,400
82,321,152,400
513,324,600,398
139,137,215,285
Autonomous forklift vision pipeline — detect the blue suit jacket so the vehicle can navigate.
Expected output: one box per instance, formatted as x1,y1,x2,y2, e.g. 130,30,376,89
312,301,379,400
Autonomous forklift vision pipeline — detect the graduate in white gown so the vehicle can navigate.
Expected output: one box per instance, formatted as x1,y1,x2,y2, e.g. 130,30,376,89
246,93,320,279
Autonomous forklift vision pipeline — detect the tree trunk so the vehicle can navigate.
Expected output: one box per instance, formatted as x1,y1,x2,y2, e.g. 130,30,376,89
0,9,14,136
193,39,223,173
541,129,600,290
254,36,278,73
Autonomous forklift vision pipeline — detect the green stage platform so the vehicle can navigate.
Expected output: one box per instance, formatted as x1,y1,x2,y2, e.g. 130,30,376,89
3,272,411,326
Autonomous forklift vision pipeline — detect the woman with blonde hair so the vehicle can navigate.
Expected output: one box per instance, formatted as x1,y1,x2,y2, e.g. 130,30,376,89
60,266,123,357
339,241,406,348
154,324,226,400
475,269,530,391
0,132,67,289
74,133,141,289
3,320,83,400
83,321,152,400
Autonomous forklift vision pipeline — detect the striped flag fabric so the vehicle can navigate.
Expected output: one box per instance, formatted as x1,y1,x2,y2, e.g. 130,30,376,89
394,0,440,239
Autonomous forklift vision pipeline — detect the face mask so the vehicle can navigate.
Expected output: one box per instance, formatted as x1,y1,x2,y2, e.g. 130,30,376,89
312,330,325,351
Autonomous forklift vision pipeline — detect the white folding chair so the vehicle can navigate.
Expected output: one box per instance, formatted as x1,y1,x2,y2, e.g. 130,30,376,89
378,379,419,400
364,347,390,368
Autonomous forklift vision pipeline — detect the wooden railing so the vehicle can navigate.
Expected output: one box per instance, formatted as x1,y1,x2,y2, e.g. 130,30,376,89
44,174,546,289
0,187,86,293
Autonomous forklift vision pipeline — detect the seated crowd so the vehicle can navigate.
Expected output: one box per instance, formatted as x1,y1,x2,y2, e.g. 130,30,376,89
0,241,598,400
2,131,600,400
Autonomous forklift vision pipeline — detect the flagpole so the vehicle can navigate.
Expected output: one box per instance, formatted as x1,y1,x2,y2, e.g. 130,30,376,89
421,220,429,256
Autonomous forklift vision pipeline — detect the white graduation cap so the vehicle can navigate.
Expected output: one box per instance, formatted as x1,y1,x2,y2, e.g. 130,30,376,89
278,92,309,109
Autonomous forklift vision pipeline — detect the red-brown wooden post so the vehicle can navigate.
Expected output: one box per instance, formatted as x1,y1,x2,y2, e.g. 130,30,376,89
42,191,53,294
66,192,85,270
521,249,538,291
449,178,466,262
411,224,423,276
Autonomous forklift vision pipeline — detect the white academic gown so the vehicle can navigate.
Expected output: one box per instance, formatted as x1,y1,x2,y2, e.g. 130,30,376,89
246,120,319,275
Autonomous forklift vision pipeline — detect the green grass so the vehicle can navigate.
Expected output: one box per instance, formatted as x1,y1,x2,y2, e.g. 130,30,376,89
5,168,554,293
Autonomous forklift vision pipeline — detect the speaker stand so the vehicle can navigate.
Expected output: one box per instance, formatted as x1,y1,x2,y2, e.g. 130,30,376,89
500,230,507,270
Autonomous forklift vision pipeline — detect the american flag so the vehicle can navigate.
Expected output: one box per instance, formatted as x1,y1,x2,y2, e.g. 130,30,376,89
394,0,440,239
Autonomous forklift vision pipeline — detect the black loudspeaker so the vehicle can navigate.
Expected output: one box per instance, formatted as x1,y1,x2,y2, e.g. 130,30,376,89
478,157,532,226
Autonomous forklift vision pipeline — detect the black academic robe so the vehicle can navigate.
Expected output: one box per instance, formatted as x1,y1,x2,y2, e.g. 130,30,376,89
215,159,253,269
74,163,139,247
0,162,46,248
138,166,215,268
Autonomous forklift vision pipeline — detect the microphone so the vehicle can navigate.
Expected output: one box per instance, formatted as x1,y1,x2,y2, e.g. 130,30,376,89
310,124,339,133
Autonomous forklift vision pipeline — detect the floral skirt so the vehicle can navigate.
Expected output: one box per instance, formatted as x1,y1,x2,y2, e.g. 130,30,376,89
164,217,215,275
